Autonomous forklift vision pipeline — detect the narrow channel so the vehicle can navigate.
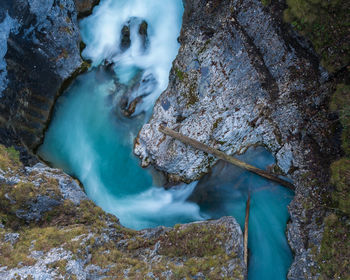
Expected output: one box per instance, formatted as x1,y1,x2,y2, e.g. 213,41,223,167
38,0,294,279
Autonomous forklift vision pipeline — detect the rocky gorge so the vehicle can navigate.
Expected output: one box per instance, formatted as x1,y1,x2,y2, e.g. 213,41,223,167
0,0,349,279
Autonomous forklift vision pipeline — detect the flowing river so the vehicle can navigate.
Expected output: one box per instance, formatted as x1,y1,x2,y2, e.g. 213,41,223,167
38,0,294,279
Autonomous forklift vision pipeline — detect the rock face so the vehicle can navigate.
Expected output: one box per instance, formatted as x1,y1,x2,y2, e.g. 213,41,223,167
134,0,339,278
135,0,332,180
74,0,99,18
0,145,246,279
0,0,87,152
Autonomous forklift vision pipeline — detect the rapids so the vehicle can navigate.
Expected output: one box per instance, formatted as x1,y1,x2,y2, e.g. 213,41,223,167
39,0,294,279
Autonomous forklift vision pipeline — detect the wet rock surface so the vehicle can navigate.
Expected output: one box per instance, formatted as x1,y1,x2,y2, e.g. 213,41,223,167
134,0,340,278
120,24,131,51
0,0,88,152
118,69,157,117
120,18,149,53
74,0,99,18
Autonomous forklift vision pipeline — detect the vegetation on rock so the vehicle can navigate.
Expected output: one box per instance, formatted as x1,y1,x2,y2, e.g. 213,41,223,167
284,0,349,72
316,83,350,279
0,144,245,279
284,0,349,277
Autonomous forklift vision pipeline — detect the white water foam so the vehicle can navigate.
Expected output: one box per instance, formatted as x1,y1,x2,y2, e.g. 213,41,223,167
90,181,204,229
80,0,183,114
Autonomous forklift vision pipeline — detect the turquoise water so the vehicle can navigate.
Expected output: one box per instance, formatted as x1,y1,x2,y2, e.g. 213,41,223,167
38,0,294,279
39,69,203,229
191,149,294,279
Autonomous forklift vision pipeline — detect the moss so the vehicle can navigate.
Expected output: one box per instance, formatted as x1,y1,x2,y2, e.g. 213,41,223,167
36,226,91,255
0,145,21,171
315,81,350,278
317,214,350,279
284,0,349,72
0,224,88,269
0,182,37,222
60,27,73,36
127,236,156,250
175,67,199,107
170,255,244,280
261,0,271,6
159,223,228,258
0,175,62,229
0,237,36,268
174,67,187,82
11,182,37,207
330,158,350,215
41,199,118,231
47,259,68,275
187,84,199,106
90,246,122,266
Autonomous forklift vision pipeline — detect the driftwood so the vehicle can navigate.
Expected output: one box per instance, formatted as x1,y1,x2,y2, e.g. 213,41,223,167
158,124,295,190
244,193,251,267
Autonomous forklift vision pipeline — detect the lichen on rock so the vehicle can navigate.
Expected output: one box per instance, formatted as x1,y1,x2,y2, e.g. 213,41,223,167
0,144,246,279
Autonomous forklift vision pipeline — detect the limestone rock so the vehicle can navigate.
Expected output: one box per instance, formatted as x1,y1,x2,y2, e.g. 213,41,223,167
134,0,339,278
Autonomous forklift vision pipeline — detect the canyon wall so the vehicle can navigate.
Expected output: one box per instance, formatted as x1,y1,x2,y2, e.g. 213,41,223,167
0,0,347,279
134,0,341,278
0,0,94,152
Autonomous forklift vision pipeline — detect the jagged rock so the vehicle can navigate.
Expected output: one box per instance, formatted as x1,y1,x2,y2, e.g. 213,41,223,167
123,96,142,117
120,18,149,53
134,0,339,278
4,232,19,245
120,24,131,51
74,0,100,18
138,20,149,50
0,0,88,151
134,0,332,181
15,195,61,222
119,71,157,117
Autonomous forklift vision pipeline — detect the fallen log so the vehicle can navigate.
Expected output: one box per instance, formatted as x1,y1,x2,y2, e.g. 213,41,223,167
244,193,251,267
158,124,295,190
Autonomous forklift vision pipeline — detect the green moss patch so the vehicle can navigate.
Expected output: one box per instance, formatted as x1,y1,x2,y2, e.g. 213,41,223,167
316,82,350,279
158,223,229,257
0,145,21,171
284,0,349,72
330,158,350,215
175,67,188,82
317,213,350,279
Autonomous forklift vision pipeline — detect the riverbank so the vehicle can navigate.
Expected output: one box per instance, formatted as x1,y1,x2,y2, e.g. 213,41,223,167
0,0,348,279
